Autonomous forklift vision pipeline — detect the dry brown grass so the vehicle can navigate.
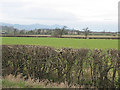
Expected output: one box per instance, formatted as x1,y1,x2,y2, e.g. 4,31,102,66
63,35,118,38
3,74,68,88
2,34,118,38
3,74,95,88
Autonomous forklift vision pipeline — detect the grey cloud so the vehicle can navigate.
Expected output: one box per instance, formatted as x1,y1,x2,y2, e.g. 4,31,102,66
1,6,78,22
0,1,26,8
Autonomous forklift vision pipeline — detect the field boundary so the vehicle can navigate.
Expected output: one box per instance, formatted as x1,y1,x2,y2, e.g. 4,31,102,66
1,35,120,39
2,45,120,88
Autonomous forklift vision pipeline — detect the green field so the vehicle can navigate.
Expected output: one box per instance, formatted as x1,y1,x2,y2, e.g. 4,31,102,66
1,37,118,49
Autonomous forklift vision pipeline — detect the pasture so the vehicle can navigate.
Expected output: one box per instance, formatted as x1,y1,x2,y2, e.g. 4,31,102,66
1,37,118,49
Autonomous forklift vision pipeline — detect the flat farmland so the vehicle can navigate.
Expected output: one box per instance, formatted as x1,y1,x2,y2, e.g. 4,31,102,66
1,37,119,49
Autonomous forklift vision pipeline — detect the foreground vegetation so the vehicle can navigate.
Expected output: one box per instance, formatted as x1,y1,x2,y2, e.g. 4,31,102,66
2,45,120,88
1,37,118,49
2,74,78,88
2,75,43,88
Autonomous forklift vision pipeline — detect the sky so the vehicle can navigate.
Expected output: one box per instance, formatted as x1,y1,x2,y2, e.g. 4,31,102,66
0,0,119,31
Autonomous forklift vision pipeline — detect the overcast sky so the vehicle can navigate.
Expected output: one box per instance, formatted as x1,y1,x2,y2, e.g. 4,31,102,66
0,0,119,31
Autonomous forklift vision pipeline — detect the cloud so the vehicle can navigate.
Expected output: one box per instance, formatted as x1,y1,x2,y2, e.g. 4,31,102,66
0,0,119,31
0,5,78,24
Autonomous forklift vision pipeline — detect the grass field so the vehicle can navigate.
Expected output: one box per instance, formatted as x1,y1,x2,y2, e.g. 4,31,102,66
1,37,118,49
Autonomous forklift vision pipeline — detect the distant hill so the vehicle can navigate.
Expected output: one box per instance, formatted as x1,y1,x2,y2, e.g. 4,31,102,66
0,22,118,32
0,22,64,30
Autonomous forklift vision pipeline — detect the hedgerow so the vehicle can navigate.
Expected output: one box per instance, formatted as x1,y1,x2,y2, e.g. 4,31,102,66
2,45,120,88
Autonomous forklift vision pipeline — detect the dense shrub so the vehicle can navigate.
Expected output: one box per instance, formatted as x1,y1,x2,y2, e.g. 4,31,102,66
2,45,120,88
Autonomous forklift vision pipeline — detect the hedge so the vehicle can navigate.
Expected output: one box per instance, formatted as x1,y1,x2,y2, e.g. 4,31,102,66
2,45,120,88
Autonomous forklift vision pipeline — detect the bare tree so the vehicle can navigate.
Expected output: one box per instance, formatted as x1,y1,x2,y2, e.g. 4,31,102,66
20,30,25,34
53,28,61,37
13,29,18,36
37,29,41,34
60,26,67,37
53,26,67,38
83,27,90,39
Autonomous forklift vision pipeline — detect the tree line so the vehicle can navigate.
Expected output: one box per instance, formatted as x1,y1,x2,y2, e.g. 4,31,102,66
1,26,118,38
